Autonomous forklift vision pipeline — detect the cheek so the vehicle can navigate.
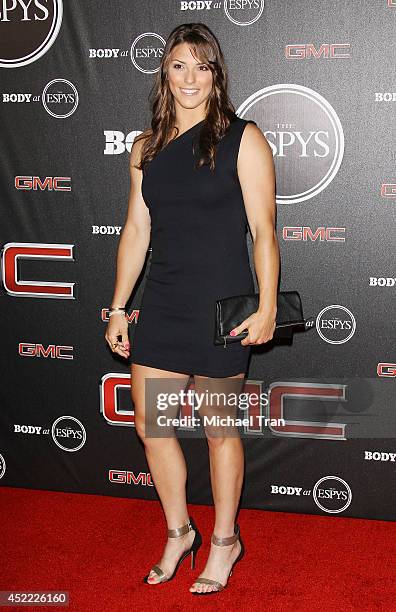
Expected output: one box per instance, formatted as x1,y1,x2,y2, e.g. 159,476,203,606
167,70,184,88
198,73,213,91
168,72,179,86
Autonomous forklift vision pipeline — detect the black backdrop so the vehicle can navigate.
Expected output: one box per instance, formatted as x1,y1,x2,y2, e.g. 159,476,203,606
1,1,395,521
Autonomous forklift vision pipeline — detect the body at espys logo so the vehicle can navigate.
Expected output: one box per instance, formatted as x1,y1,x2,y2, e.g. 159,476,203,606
180,0,265,25
316,305,356,344
313,476,352,514
51,416,86,452
130,33,166,73
42,79,79,118
369,277,396,287
0,452,6,479
237,84,344,204
223,0,264,26
0,0,63,68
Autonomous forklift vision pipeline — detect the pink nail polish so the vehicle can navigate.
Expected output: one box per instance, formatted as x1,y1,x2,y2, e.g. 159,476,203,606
230,330,236,336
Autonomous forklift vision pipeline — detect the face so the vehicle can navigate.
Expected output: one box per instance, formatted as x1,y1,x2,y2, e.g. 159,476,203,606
167,42,213,116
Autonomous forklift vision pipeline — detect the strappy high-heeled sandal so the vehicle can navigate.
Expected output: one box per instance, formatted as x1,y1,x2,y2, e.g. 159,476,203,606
190,523,244,595
143,515,202,585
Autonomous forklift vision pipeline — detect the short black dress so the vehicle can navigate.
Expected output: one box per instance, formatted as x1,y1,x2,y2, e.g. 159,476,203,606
132,113,256,377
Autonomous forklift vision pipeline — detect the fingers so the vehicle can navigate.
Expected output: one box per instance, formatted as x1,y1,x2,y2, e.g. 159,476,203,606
105,331,130,359
111,339,130,358
121,332,129,349
243,328,275,345
120,332,130,357
229,317,250,338
228,318,250,346
230,316,276,346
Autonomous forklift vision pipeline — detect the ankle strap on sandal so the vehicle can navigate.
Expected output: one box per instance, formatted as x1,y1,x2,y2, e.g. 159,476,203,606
167,518,192,538
211,523,239,546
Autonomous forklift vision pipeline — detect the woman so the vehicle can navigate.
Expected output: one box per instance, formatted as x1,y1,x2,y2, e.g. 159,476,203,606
105,23,279,595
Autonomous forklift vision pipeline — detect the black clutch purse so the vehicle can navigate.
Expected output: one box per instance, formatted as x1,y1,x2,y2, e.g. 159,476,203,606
214,291,314,347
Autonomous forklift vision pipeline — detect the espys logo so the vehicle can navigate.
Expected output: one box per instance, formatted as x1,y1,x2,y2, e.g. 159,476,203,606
271,475,352,514
2,79,78,119
180,0,265,26
130,32,166,73
223,0,264,26
313,476,352,514
51,416,86,452
0,0,63,68
0,453,6,479
42,79,78,118
237,84,344,204
316,305,356,344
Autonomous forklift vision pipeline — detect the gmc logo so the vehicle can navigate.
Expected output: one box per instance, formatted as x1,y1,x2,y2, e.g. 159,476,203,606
381,183,396,198
283,227,345,241
108,470,154,486
15,176,71,191
377,363,396,377
100,375,348,440
19,343,73,359
1,242,75,298
267,382,347,439
285,44,350,59
101,308,139,324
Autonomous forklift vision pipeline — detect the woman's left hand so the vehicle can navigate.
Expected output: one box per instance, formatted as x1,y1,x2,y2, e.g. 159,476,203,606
230,310,277,346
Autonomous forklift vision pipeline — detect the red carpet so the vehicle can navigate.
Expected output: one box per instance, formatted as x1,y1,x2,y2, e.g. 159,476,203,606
1,487,395,611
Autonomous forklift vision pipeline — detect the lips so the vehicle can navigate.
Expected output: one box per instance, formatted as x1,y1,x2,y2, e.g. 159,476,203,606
180,88,199,96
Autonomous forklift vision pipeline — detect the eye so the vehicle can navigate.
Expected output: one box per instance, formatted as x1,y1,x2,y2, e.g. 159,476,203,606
173,63,183,70
199,65,209,71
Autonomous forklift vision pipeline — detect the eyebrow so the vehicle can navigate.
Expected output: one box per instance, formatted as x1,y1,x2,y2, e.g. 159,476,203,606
171,58,207,65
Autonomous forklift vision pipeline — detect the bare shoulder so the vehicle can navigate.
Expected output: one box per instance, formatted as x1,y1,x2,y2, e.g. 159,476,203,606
129,128,153,169
237,121,275,184
238,121,272,163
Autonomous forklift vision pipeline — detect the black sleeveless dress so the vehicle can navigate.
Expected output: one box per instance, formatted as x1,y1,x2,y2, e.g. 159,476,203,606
132,113,256,377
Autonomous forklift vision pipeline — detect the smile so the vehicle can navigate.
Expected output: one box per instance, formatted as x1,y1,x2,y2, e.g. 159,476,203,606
180,88,199,96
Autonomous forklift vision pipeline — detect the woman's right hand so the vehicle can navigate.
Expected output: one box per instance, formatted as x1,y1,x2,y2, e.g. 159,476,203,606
105,313,130,359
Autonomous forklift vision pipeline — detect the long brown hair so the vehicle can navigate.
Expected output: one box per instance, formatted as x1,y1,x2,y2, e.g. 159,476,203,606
134,23,236,174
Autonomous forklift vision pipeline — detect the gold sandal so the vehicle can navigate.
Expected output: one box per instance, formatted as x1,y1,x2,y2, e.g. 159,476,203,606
190,523,244,595
143,516,202,584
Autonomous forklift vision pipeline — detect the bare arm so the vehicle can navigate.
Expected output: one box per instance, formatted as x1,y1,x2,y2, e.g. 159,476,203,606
105,136,151,358
231,123,280,345
110,137,151,309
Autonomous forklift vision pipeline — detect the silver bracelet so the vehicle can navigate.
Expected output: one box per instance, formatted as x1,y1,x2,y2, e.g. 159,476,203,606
109,309,126,317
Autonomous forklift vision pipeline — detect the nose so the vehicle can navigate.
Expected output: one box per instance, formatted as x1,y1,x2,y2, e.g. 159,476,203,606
183,70,196,85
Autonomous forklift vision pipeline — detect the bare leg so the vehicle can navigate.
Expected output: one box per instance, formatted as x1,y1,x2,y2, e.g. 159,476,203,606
131,363,195,584
189,372,245,593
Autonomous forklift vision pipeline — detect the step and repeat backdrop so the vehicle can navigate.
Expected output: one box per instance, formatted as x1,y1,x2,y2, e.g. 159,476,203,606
1,1,395,521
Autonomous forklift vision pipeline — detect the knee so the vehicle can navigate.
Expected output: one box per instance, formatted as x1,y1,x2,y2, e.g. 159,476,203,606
134,412,170,443
131,391,150,441
134,415,147,441
205,432,227,449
